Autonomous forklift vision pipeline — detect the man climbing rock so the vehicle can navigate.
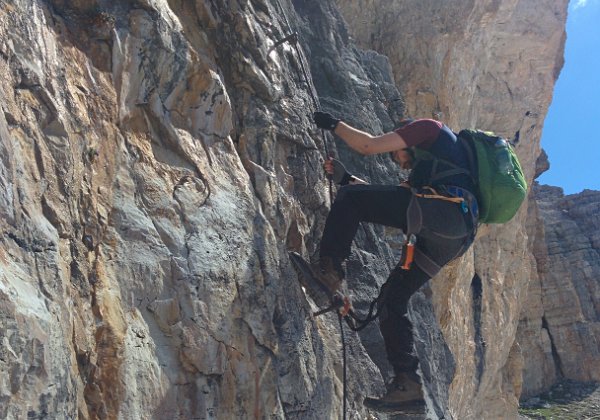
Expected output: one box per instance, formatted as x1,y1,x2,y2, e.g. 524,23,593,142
312,111,479,413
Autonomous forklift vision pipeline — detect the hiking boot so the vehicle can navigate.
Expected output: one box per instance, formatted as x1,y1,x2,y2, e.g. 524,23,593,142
363,372,425,414
311,257,344,294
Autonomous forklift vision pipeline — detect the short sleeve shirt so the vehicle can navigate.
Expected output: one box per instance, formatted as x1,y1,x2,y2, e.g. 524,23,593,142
395,119,475,192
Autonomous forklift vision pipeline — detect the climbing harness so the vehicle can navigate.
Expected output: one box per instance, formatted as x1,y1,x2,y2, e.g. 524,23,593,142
412,186,469,205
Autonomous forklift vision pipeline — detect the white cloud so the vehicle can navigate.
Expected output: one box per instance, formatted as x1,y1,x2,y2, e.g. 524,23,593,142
572,0,598,9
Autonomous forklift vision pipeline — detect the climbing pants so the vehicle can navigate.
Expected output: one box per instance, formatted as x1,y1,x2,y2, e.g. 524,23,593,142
319,185,412,261
319,183,477,375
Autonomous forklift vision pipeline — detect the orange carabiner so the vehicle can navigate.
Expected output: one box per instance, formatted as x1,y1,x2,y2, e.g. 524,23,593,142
401,234,417,270
339,296,352,317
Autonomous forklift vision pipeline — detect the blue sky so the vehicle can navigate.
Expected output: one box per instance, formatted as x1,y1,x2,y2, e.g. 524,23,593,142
537,0,600,194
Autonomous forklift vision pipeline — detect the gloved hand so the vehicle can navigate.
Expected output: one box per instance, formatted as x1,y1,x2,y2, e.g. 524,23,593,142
313,111,340,131
324,158,354,185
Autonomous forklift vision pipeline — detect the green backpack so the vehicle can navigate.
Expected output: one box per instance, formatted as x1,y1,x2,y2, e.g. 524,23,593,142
410,129,527,224
457,129,527,224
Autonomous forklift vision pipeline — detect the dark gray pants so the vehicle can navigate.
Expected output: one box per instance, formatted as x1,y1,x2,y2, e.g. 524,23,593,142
319,184,476,375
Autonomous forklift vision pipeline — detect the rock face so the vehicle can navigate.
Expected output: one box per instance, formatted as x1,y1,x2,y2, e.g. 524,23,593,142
0,1,399,418
518,185,600,398
0,1,568,419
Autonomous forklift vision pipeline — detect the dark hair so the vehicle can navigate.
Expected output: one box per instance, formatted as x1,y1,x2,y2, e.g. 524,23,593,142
396,118,415,129
389,148,415,162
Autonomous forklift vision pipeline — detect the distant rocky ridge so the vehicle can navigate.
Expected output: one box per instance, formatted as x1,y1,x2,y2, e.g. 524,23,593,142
518,184,600,397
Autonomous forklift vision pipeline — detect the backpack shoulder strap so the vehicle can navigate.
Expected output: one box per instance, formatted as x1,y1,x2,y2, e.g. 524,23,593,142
457,133,478,183
429,167,471,183
414,146,473,183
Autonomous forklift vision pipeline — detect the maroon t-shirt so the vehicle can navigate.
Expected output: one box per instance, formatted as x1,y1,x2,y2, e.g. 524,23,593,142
394,119,442,149
393,119,475,192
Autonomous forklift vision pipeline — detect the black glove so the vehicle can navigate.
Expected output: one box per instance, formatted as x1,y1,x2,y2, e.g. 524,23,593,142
313,111,340,131
330,158,354,185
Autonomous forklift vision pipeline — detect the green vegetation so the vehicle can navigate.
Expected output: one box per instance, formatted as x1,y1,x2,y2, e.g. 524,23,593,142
519,405,582,420
519,380,600,420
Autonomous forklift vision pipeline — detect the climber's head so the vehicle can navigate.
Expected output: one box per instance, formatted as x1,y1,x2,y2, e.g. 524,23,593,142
391,148,414,169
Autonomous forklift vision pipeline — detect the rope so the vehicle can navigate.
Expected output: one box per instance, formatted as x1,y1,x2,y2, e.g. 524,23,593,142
338,313,347,419
293,38,334,201
272,0,342,417
343,282,389,332
272,0,333,202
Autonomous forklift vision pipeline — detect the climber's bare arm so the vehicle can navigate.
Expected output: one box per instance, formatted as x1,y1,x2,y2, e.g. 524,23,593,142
334,122,408,155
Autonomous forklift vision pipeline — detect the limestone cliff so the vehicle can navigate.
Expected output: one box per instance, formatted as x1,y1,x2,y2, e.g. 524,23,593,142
336,0,568,418
0,1,568,420
518,185,600,398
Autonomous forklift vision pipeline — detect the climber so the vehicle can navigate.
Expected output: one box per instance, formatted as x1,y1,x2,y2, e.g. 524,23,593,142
312,111,479,413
